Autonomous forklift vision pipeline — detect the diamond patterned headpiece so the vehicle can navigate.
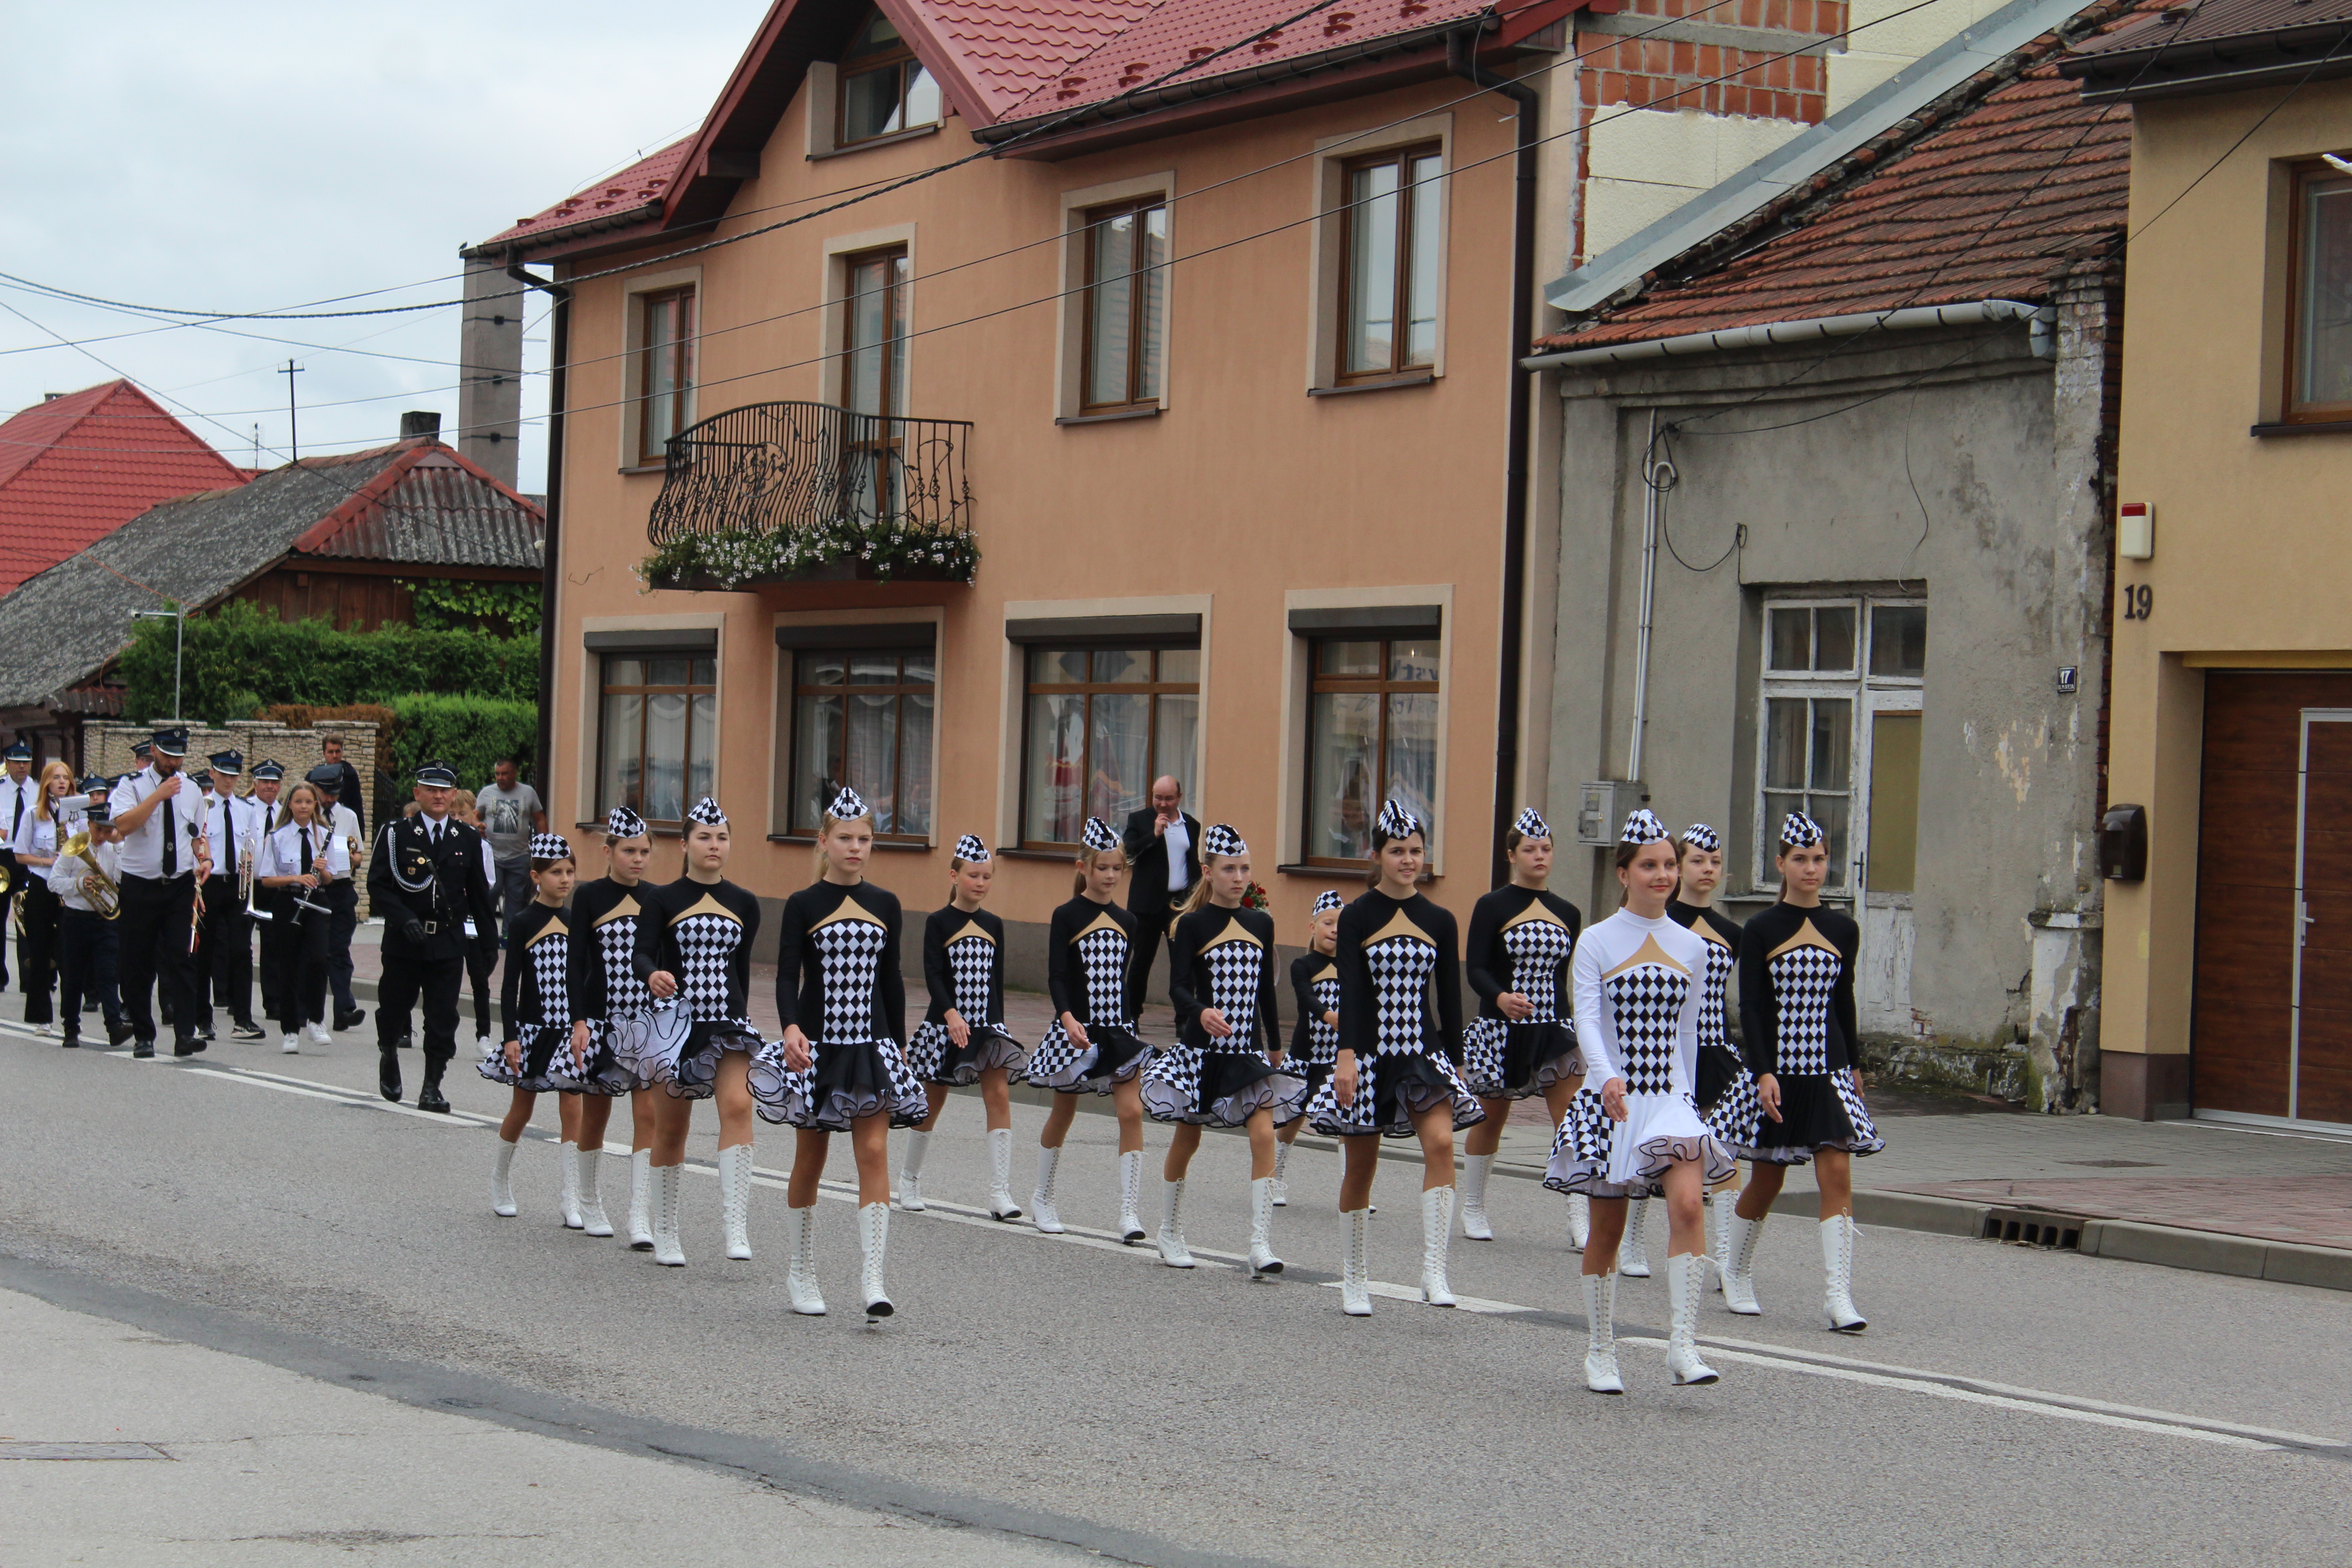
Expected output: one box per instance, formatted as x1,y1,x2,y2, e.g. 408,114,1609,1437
1680,822,1721,853
1080,817,1119,853
1621,808,1670,845
1313,890,1345,916
686,797,728,827
1512,807,1550,840
1201,822,1246,858
530,832,574,862
1779,811,1823,849
606,806,648,839
953,833,990,862
1375,799,1422,840
826,786,868,821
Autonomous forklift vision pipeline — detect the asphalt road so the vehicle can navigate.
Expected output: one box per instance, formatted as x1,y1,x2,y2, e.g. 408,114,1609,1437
3,1017,2349,1567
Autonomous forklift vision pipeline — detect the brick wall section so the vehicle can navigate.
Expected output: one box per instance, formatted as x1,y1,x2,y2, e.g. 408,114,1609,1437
1578,0,1846,123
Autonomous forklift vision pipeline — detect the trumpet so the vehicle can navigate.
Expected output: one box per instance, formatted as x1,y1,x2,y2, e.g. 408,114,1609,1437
59,828,120,920
235,841,255,911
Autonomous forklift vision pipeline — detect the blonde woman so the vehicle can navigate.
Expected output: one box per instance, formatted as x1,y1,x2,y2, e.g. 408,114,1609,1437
564,807,659,1245
255,780,347,1054
10,759,78,1033
481,835,579,1220
901,835,1030,1218
1272,890,1346,1205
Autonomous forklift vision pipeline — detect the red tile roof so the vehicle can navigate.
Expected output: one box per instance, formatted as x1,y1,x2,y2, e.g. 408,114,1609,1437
484,139,694,249
0,380,248,596
1534,0,2150,352
903,0,1167,122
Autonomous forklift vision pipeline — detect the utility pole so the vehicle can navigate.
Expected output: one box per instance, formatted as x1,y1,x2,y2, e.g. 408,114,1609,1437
278,360,305,460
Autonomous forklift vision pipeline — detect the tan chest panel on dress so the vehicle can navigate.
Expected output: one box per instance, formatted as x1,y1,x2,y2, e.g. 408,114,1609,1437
1766,917,1839,962
591,893,640,929
1602,932,1690,981
670,892,741,928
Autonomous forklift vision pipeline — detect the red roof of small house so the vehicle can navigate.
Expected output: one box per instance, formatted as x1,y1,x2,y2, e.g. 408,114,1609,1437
489,139,696,252
0,380,248,596
1533,0,2149,353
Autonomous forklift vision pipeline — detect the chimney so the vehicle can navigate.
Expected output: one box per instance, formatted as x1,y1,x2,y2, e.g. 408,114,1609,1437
457,255,524,488
399,410,442,442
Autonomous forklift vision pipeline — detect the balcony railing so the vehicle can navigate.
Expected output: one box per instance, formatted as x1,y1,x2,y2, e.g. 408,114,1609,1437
640,399,969,583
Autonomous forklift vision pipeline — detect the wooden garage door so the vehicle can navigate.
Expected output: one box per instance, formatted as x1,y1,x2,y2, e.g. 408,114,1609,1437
2193,673,2352,1120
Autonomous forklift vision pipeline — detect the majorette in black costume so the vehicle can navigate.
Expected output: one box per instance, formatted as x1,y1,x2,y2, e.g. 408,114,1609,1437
482,833,581,1222
1720,809,1881,1330
1457,805,1584,1243
899,834,1032,1221
1306,799,1483,1316
1139,823,1303,1277
565,807,657,1246
1667,820,1758,1288
1023,815,1155,1242
1271,887,1347,1206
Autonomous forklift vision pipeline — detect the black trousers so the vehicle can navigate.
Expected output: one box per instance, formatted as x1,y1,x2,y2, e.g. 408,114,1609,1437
324,879,358,1014
117,872,200,1047
466,940,495,1042
376,954,464,1068
1123,891,1186,1020
274,898,330,1030
56,908,122,1038
0,849,16,989
202,876,253,1025
17,878,59,1024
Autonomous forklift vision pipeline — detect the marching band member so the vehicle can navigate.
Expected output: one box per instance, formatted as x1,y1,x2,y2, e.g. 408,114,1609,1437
256,780,346,1054
201,750,267,1042
248,761,287,1027
302,761,367,1033
0,740,35,995
1272,890,1347,1206
447,788,503,1058
46,792,127,1049
482,834,579,1220
367,760,498,1112
10,759,79,1035
901,834,1030,1219
107,727,212,1059
564,809,659,1244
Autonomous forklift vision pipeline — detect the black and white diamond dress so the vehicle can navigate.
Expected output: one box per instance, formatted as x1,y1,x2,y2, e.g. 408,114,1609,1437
628,875,765,1098
906,904,1029,1084
1142,905,1306,1127
1286,951,1343,1100
479,901,573,1093
1669,897,1759,1145
1303,890,1484,1138
1737,901,1883,1163
557,875,649,1095
748,879,927,1131
1544,909,1737,1197
1460,884,1584,1098
1020,896,1153,1093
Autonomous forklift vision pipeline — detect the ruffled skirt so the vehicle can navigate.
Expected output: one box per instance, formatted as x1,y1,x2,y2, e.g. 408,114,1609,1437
1543,1087,1738,1198
1740,1069,1885,1163
1020,1022,1152,1095
1460,1018,1584,1100
1703,1062,1764,1150
544,1017,640,1097
906,1019,1030,1086
647,1016,764,1101
476,1022,570,1092
1303,1048,1485,1139
1141,1046,1308,1127
749,1036,929,1132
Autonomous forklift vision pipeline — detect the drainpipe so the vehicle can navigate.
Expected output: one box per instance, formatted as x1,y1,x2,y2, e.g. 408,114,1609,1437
1628,409,1668,784
509,258,569,797
1449,21,1539,887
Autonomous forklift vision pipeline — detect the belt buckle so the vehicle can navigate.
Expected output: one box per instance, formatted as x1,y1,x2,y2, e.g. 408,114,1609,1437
421,920,439,935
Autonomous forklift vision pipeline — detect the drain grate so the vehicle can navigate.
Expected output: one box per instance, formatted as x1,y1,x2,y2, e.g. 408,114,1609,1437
1984,1208,2082,1250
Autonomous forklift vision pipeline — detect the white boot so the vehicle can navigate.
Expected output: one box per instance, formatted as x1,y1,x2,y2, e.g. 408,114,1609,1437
859,1201,894,1319
898,1128,929,1212
1420,1186,1458,1307
1723,1211,1766,1315
1617,1196,1652,1277
558,1142,584,1230
1248,1176,1284,1278
490,1137,519,1218
578,1146,613,1237
718,1144,753,1260
1270,1139,1292,1207
1709,1189,1740,1292
1031,1146,1065,1234
1118,1149,1147,1243
627,1148,655,1250
787,1204,825,1315
1665,1253,1721,1384
1568,1191,1591,1251
1582,1271,1624,1394
1821,1214,1867,1331
1156,1179,1196,1268
1341,1208,1373,1316
652,1163,685,1266
987,1127,1023,1220
1460,1152,1494,1241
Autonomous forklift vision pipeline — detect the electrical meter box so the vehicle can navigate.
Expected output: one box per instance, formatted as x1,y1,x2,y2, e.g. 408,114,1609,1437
1575,781,1650,846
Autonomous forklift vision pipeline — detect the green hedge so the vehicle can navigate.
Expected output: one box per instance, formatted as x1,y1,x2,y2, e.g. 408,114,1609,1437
121,600,538,725
382,695,539,799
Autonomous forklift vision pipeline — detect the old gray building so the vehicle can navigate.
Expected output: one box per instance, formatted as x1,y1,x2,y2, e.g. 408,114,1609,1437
1527,0,2136,1108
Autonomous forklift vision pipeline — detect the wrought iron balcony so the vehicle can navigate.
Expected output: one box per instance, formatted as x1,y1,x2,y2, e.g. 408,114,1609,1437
641,401,975,588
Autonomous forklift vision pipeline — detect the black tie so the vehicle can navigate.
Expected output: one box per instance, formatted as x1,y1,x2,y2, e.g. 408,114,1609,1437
223,799,236,867
163,793,178,878
299,829,313,877
8,785,21,841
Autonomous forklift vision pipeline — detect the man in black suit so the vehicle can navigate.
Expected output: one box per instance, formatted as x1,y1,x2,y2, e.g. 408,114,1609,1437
1121,774,1201,1019
368,759,496,1113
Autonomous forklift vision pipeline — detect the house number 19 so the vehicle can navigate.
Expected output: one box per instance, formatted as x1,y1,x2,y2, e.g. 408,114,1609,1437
2122,583,2153,620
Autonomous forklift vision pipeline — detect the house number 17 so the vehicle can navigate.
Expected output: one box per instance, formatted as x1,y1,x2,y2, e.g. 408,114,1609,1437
2122,583,2153,620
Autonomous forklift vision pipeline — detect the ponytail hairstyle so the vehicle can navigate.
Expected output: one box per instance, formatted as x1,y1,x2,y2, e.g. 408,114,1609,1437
1180,823,1249,915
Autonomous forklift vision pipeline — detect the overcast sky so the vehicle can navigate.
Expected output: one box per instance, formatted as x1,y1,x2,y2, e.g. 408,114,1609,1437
1,2,773,493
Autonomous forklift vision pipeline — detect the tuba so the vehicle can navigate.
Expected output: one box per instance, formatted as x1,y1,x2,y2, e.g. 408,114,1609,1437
59,828,120,920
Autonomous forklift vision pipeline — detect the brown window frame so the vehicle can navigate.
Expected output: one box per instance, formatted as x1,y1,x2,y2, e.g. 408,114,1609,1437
787,645,936,843
839,246,910,520
1333,143,1444,386
596,651,717,830
1301,634,1441,868
2283,157,2352,425
836,17,942,147
635,286,697,466
1078,197,1169,414
1018,645,1200,851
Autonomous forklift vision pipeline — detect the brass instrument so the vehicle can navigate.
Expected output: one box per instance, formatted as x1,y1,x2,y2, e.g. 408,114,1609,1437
59,829,120,920
236,840,255,911
187,822,207,954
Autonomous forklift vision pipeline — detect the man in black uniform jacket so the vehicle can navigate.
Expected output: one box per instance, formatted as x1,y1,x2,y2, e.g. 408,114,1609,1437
1120,774,1202,1020
368,759,496,1112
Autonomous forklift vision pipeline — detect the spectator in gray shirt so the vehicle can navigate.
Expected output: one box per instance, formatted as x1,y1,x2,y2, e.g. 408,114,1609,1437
476,757,545,935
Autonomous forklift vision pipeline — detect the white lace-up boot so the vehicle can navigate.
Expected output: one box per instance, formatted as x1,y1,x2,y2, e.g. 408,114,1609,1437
1665,1253,1722,1385
1617,1196,1652,1277
1156,1179,1196,1268
1709,1189,1740,1292
897,1128,930,1211
1247,1176,1283,1278
859,1202,894,1320
1341,1209,1373,1316
1420,1186,1458,1307
490,1137,519,1218
1821,1214,1867,1331
787,1205,825,1315
1460,1153,1494,1241
1118,1150,1147,1243
1582,1271,1623,1394
577,1146,613,1237
1270,1139,1292,1207
1568,1191,1591,1251
987,1128,1023,1220
1031,1146,1064,1234
1723,1211,1767,1315
652,1164,686,1266
627,1148,655,1250
558,1142,584,1230
718,1144,753,1260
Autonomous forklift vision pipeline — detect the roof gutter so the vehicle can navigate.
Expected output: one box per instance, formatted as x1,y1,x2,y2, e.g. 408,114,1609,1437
1520,299,2052,370
507,259,570,792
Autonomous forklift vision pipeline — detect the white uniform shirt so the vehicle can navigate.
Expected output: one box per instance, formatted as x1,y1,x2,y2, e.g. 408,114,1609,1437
326,802,363,881
108,766,204,880
207,792,269,880
10,804,64,859
255,819,348,882
0,773,38,851
47,837,120,915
